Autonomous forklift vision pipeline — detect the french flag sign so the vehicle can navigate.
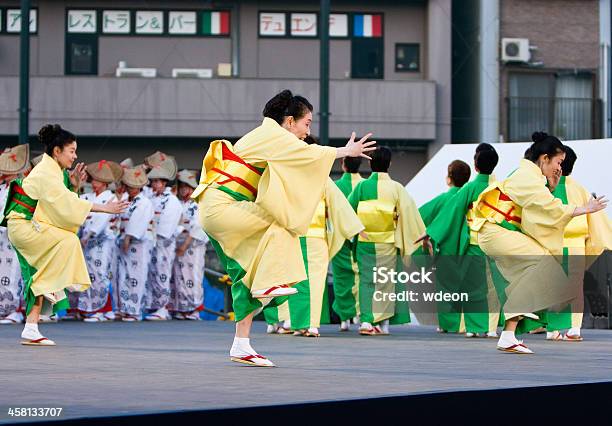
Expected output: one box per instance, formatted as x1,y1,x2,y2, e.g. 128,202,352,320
353,14,382,37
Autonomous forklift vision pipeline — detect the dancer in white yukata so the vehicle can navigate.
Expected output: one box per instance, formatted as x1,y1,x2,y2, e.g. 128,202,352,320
117,166,155,322
145,158,181,321
0,144,29,325
169,170,209,320
77,160,124,322
142,151,175,200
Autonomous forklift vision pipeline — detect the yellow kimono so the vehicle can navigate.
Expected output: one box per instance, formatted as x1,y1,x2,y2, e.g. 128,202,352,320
193,118,337,321
5,153,92,312
264,178,364,330
471,159,577,320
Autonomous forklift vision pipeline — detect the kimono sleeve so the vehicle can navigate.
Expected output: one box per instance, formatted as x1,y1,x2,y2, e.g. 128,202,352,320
396,184,426,258
125,199,154,240
503,170,575,255
325,179,364,258
23,166,92,233
252,129,337,236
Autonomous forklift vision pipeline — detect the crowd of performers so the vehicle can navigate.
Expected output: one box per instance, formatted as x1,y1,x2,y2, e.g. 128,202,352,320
0,89,610,366
0,130,209,345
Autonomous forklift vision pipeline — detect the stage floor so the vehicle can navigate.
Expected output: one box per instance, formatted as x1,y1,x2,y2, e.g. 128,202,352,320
1,320,611,423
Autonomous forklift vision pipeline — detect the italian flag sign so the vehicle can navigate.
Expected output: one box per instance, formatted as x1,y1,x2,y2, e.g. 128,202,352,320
201,11,230,35
353,14,382,37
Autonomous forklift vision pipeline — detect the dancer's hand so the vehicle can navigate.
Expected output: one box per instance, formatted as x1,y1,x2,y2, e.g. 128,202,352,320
585,195,608,213
336,132,377,159
547,170,561,192
414,233,433,256
573,195,608,217
92,200,130,214
358,230,369,240
69,162,87,190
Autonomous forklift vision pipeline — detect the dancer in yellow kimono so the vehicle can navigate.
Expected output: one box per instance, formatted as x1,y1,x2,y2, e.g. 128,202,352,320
193,90,375,366
2,124,128,346
349,147,425,335
467,132,607,354
264,135,364,337
544,147,612,341
331,157,364,331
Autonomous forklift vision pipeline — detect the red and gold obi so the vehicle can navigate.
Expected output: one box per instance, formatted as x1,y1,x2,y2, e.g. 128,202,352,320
476,188,522,232
192,140,266,202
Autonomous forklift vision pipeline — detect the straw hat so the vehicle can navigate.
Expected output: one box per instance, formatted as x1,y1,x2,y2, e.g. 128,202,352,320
86,160,123,184
121,165,149,189
120,158,134,169
177,169,198,189
145,151,170,168
0,144,30,175
147,158,177,181
145,151,177,180
31,153,44,167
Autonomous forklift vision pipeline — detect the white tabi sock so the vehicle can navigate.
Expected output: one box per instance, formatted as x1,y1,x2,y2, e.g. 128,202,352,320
567,327,581,337
230,337,257,357
498,330,519,347
22,322,43,340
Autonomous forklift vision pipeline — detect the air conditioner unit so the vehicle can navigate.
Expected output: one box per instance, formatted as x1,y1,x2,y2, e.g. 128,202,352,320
116,67,157,78
172,68,213,79
501,38,531,63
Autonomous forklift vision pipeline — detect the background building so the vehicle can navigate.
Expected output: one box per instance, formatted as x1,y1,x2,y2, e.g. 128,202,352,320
452,0,611,145
0,0,454,183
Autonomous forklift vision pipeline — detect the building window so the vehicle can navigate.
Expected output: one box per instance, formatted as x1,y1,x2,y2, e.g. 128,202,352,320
395,44,419,72
65,34,98,75
351,38,384,79
507,72,596,141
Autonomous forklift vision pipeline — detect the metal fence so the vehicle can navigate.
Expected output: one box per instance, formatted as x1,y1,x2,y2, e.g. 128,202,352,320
507,97,601,141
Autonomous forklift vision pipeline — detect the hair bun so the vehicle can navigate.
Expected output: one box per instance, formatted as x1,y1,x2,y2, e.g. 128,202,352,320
531,131,548,143
39,124,61,146
278,89,293,103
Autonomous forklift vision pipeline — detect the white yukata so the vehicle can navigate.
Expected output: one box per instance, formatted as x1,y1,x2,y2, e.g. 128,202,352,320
0,182,23,317
145,188,182,311
169,198,209,313
108,191,129,312
117,193,154,318
77,190,116,313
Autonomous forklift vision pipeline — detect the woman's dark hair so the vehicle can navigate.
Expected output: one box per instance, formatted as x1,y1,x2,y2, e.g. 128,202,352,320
262,90,313,125
525,131,565,163
447,159,471,187
561,145,577,176
474,143,498,175
370,147,392,172
38,124,76,156
343,156,362,173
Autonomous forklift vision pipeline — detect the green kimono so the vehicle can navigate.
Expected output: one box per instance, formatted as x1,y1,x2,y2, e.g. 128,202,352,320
419,186,460,227
331,172,364,321
349,173,425,326
426,174,502,333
